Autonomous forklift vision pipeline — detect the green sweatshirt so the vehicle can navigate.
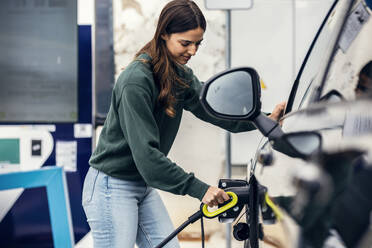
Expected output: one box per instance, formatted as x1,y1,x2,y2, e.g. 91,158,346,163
89,53,256,201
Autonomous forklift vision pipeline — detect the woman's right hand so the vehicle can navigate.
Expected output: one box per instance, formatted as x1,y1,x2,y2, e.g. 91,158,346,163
202,186,230,207
268,102,286,122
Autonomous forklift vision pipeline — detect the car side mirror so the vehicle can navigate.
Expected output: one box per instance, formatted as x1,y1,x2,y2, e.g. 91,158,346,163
200,67,284,140
275,131,322,160
200,67,261,120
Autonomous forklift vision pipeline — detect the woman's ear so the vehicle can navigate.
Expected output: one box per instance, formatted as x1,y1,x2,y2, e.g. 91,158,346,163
161,34,169,41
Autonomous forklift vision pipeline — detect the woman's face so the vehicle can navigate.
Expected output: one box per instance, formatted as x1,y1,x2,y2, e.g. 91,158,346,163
162,27,204,65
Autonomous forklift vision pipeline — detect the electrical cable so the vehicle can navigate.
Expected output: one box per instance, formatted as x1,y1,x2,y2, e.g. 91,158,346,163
233,206,249,227
154,210,202,248
201,215,205,248
155,192,239,248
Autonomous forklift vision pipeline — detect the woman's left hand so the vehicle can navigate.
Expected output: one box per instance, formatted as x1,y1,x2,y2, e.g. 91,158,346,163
268,102,286,122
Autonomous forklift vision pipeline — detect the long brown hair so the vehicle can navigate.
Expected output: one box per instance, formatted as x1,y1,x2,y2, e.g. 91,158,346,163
136,0,206,117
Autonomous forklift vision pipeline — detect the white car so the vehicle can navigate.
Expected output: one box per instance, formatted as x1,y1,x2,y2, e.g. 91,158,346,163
200,0,372,247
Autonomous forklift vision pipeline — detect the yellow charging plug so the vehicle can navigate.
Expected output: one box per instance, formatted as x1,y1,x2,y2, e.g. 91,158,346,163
201,191,238,218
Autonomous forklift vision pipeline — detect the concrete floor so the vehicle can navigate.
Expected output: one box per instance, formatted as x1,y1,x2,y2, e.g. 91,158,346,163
75,230,247,248
75,218,297,248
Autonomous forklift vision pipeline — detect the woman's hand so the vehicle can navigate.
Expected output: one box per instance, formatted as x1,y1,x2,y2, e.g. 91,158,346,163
202,186,230,207
268,102,286,122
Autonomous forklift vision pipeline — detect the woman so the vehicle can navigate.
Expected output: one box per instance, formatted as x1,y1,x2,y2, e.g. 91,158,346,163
82,1,285,247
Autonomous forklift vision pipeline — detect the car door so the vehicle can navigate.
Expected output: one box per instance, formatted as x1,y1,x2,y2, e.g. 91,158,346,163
253,0,371,191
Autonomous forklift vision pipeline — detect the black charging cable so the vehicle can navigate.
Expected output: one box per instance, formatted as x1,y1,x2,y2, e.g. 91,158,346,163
155,192,238,248
154,210,203,248
200,213,205,248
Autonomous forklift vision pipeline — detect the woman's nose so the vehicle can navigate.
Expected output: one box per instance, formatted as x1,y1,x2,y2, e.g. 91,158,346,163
188,44,197,55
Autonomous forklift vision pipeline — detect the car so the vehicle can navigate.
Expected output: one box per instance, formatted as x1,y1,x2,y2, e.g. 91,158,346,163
200,0,372,247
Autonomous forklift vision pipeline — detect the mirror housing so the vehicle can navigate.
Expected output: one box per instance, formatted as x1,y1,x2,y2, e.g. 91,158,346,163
200,67,284,141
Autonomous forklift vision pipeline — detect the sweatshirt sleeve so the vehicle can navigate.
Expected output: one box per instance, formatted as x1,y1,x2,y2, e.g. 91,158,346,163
183,75,256,133
117,83,209,201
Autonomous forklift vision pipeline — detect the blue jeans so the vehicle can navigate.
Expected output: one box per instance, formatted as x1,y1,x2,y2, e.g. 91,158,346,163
82,167,180,248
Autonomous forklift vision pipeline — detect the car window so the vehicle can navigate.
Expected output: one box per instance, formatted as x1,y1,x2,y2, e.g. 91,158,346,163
320,1,372,100
288,0,353,112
